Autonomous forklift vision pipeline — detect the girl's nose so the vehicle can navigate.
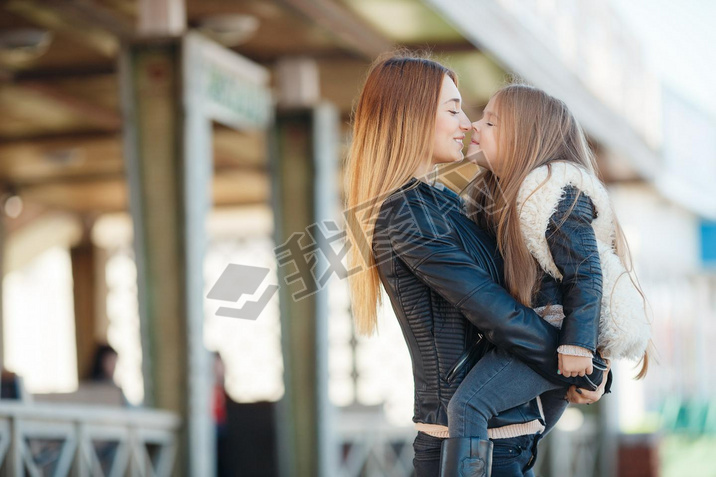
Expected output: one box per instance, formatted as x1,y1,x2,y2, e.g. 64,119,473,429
471,121,480,133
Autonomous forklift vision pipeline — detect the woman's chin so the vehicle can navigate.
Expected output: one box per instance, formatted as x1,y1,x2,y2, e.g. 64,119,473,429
436,155,464,165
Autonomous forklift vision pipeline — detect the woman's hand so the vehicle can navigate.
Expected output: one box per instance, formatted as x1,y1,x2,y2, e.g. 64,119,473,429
565,360,611,404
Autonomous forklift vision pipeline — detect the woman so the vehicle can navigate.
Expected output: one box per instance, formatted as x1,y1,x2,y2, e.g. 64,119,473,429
344,53,609,477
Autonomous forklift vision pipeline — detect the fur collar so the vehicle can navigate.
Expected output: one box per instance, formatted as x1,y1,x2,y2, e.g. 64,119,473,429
516,162,615,279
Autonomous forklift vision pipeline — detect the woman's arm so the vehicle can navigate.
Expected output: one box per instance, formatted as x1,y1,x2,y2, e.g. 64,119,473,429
378,192,605,390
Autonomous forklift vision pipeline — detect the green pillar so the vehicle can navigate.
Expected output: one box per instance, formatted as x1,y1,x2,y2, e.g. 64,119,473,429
119,39,213,477
271,104,339,477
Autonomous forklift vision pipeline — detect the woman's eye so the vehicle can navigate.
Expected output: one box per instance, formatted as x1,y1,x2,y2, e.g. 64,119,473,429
449,110,459,115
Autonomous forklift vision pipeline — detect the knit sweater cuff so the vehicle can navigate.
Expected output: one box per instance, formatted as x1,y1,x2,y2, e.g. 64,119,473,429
558,345,594,357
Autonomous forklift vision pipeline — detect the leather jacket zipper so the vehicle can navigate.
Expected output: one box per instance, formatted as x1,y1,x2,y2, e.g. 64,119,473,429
445,335,483,385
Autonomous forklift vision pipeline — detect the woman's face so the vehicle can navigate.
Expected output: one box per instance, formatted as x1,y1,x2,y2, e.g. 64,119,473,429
431,75,471,165
467,96,501,174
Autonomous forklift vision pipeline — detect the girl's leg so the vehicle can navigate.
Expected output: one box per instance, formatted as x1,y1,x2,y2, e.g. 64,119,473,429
447,347,563,439
538,388,570,436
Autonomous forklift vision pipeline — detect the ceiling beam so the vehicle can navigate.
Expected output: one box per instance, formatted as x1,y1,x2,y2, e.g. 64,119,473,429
14,169,270,213
0,130,118,145
5,0,134,56
18,81,122,131
12,66,117,82
279,0,393,59
48,0,135,37
9,164,268,188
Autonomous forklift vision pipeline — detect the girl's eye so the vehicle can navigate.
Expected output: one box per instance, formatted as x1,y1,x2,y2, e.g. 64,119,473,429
486,122,494,127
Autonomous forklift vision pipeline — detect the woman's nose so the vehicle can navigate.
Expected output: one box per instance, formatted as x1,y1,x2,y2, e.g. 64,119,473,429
459,112,471,130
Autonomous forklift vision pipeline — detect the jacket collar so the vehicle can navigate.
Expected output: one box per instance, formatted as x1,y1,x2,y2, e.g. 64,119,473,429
404,177,465,212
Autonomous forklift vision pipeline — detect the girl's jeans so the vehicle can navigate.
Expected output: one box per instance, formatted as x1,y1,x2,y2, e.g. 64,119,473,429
447,346,570,440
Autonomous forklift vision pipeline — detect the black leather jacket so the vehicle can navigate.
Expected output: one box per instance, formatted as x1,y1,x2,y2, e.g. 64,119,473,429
535,186,602,352
372,179,608,428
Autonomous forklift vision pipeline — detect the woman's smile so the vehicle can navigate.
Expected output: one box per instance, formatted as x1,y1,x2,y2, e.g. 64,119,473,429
430,75,471,167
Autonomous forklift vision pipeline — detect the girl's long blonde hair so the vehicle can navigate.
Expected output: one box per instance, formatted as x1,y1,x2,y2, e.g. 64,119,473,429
345,53,457,336
467,84,650,378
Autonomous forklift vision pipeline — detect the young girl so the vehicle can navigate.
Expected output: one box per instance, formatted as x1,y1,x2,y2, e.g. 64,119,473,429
444,84,651,461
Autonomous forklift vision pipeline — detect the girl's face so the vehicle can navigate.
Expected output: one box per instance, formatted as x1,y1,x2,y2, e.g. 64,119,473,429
467,96,502,174
431,75,471,166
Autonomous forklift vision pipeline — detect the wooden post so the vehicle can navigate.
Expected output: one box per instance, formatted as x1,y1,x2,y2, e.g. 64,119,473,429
70,229,98,381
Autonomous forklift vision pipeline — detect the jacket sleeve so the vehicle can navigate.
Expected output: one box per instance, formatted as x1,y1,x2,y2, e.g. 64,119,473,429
547,187,602,353
379,192,603,389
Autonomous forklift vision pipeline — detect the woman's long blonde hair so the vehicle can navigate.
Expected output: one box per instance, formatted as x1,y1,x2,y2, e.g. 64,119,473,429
467,84,650,378
344,53,457,336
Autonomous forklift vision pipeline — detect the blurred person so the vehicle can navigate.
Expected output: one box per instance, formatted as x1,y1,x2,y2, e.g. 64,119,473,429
87,344,125,465
212,351,230,477
90,344,119,382
1,368,27,400
344,53,610,477
85,343,130,407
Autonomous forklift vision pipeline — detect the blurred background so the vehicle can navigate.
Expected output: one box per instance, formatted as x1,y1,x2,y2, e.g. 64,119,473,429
0,0,714,476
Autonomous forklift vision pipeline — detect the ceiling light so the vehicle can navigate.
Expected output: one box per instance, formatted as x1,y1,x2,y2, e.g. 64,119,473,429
198,14,259,47
0,29,53,67
2,189,23,219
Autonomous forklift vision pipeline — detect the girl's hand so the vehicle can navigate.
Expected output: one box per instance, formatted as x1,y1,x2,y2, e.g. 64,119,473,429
558,353,593,377
565,360,611,404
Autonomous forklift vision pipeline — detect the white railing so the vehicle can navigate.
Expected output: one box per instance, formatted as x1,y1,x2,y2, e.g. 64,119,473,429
334,408,607,477
0,402,180,477
335,408,415,477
